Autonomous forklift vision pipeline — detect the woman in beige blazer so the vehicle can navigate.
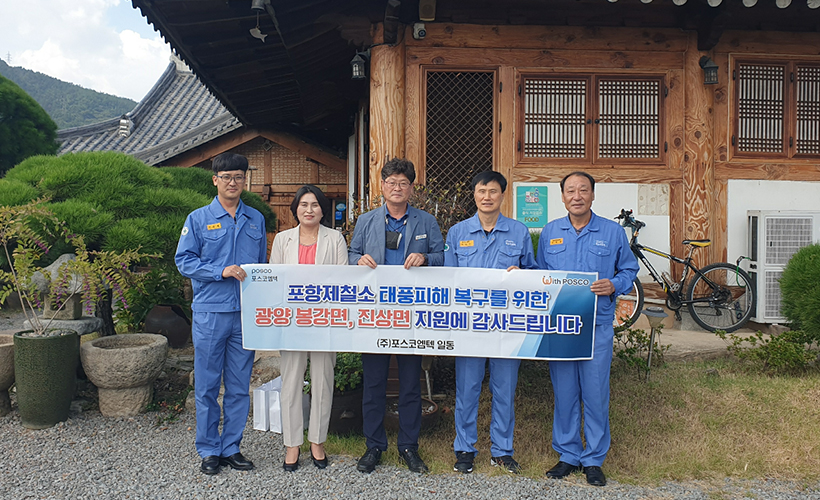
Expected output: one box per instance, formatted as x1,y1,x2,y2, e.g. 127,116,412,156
269,185,348,471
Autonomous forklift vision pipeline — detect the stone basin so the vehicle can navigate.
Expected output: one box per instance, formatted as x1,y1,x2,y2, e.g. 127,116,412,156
80,334,168,417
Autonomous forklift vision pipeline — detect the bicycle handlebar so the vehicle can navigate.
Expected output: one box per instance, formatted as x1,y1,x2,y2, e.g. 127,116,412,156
615,209,646,230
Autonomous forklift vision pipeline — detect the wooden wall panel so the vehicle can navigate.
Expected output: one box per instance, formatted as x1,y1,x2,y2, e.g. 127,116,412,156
499,66,516,217
714,31,820,55
405,38,422,182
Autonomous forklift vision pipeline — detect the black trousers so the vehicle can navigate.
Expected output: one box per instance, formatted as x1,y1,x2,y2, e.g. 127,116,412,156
361,353,422,451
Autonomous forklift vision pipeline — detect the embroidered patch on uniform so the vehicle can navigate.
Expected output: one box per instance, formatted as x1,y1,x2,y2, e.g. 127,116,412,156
415,234,427,240
460,240,475,247
595,240,607,247
249,224,258,230
444,243,450,252
181,227,189,236
505,240,516,246
550,238,563,245
207,223,222,230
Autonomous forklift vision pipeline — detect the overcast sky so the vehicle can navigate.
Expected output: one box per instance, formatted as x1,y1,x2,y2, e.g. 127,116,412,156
0,0,171,101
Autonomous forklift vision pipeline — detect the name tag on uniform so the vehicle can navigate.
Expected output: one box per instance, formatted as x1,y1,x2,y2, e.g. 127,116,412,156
415,234,427,240
207,223,222,230
460,240,474,247
550,238,563,245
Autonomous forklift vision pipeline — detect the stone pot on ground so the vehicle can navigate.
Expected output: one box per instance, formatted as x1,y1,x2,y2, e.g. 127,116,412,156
80,334,168,417
0,333,14,416
14,330,79,429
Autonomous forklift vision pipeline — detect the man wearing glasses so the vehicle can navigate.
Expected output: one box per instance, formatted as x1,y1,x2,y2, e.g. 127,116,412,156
349,157,444,474
176,153,268,475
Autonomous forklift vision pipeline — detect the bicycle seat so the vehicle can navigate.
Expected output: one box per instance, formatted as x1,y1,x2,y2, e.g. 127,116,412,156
682,239,711,247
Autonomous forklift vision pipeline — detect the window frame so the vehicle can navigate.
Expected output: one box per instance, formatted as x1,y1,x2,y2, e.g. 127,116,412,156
731,58,820,160
517,72,667,166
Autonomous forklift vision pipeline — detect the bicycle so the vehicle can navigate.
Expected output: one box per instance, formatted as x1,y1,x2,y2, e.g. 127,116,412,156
613,209,755,333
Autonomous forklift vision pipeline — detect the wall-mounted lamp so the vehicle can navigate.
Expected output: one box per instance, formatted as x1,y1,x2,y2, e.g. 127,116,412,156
251,0,267,10
699,56,719,85
351,52,369,80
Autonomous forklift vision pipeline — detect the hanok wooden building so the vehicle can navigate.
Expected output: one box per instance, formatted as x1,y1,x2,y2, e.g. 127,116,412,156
133,0,820,320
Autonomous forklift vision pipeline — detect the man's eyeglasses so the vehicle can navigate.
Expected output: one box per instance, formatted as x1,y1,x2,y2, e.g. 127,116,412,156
217,175,246,184
384,180,411,190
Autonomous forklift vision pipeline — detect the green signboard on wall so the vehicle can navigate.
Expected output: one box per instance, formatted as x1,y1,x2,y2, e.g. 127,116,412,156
515,183,548,229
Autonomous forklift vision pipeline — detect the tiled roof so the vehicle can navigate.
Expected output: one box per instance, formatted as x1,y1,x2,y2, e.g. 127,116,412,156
57,58,242,166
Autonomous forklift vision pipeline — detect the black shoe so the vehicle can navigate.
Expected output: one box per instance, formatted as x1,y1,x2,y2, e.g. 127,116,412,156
200,455,220,475
311,449,328,469
453,451,475,474
399,448,429,474
584,465,607,486
490,455,521,474
546,460,582,479
357,447,382,473
283,457,299,472
219,452,255,471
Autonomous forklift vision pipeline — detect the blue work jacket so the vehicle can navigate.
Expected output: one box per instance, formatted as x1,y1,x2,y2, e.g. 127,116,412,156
175,197,268,313
348,204,444,266
444,213,536,270
536,211,639,325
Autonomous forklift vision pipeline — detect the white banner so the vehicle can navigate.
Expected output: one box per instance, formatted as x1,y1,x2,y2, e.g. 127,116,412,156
240,264,597,361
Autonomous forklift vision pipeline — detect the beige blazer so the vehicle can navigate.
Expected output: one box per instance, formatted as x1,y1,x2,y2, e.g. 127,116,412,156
269,224,348,265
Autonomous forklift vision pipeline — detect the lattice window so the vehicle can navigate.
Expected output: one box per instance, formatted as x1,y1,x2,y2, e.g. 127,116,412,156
524,79,587,158
425,71,494,191
598,80,660,159
737,64,785,154
521,75,663,164
733,60,820,158
797,66,820,155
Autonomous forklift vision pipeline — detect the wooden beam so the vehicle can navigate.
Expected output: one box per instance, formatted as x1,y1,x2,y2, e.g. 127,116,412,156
407,24,690,52
512,167,683,184
682,34,717,266
162,127,261,167
369,23,406,200
407,47,685,72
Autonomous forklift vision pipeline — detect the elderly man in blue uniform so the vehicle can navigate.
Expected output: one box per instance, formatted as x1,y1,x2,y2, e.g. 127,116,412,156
536,171,638,486
349,157,444,474
175,153,268,475
444,171,535,475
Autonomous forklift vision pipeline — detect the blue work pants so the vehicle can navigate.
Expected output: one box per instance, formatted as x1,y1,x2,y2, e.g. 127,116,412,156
454,357,521,457
549,323,614,467
192,311,254,458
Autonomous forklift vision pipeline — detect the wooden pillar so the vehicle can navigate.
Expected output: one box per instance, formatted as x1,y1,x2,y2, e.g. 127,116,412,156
682,35,717,266
369,24,406,201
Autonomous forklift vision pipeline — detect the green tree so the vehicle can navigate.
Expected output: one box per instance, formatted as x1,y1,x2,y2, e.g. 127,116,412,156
0,75,58,175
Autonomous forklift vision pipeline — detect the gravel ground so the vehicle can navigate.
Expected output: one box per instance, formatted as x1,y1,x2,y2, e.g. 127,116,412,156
1,410,819,500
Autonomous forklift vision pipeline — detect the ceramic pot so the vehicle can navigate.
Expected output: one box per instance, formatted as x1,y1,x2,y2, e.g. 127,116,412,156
80,333,168,417
13,330,79,429
144,304,191,348
0,333,14,416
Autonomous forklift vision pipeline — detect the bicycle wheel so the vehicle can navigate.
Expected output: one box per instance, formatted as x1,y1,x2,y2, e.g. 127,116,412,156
686,263,755,333
614,278,644,329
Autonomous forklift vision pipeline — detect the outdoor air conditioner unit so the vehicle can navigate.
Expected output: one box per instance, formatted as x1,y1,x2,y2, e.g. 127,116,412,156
746,210,820,323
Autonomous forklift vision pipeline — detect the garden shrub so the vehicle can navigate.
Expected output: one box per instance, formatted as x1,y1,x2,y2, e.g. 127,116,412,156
2,151,275,266
780,243,820,341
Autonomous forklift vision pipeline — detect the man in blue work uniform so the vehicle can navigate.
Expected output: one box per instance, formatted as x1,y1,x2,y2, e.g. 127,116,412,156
349,157,444,474
444,171,535,475
175,153,268,475
536,171,638,486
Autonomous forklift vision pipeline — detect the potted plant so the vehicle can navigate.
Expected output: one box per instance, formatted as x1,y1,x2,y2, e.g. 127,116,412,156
326,352,364,435
118,266,191,347
0,199,152,428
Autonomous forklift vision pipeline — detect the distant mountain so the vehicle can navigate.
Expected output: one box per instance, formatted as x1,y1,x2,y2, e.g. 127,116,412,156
0,60,138,130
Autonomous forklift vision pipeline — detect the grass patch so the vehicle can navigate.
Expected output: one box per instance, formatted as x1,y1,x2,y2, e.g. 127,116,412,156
323,356,820,484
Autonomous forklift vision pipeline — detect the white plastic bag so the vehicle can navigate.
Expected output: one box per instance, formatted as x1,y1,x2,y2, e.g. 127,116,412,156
253,376,282,432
